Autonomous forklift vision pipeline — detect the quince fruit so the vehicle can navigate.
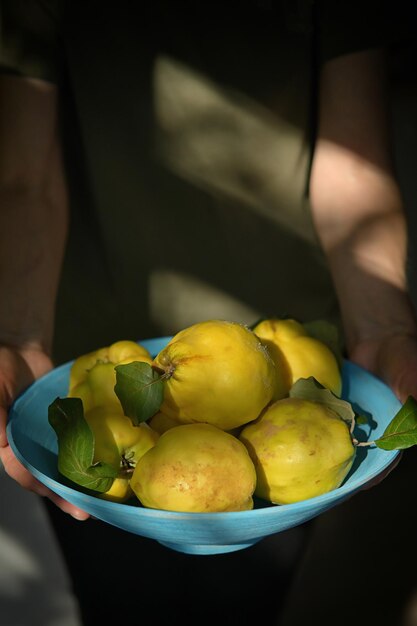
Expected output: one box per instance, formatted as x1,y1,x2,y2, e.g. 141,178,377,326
131,423,256,512
68,340,152,413
148,411,180,435
152,319,284,431
69,339,151,391
239,397,355,504
85,405,159,502
99,477,134,503
253,318,342,396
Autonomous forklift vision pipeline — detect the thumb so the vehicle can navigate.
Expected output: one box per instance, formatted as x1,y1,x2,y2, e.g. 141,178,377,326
376,335,417,404
0,345,53,446
350,334,417,404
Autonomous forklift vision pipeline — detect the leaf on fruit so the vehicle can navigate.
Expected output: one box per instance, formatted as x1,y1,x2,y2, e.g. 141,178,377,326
374,396,417,450
355,413,369,425
48,397,117,492
289,377,355,425
302,319,344,369
114,361,164,426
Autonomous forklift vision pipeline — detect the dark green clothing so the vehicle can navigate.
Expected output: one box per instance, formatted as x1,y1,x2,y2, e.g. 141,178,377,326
2,1,335,363
1,3,413,626
1,2,410,363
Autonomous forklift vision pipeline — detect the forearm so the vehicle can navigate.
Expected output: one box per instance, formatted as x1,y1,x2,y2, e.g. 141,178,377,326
0,185,68,354
0,75,68,356
310,48,417,356
310,141,416,352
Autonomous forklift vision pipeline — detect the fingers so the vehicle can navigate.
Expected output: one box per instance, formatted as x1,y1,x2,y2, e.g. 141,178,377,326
0,347,89,519
350,334,417,404
0,443,90,520
47,492,91,520
377,335,417,403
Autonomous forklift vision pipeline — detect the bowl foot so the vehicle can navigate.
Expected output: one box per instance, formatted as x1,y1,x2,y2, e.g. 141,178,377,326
158,539,260,555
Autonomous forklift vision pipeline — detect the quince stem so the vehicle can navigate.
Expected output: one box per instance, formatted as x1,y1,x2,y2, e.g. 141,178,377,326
350,415,377,446
118,465,135,477
352,438,375,448
152,365,174,380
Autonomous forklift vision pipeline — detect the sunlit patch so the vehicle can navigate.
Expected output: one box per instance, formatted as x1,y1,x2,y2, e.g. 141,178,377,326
153,55,311,240
149,269,260,334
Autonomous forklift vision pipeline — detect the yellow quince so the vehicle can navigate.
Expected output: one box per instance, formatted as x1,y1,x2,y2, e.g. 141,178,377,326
253,318,342,396
240,397,355,505
99,477,134,503
152,319,284,431
69,339,152,392
68,340,152,413
131,423,257,512
148,411,180,435
84,405,159,502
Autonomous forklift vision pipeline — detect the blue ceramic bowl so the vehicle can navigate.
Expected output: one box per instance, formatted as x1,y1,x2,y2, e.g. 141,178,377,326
7,336,401,556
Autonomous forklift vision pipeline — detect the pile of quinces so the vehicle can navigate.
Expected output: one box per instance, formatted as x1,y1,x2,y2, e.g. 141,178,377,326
48,318,411,513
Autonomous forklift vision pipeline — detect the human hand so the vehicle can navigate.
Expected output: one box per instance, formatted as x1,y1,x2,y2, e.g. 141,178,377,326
349,332,417,404
0,344,89,520
348,332,417,487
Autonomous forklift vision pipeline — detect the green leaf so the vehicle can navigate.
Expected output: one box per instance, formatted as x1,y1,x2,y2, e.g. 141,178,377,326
355,414,369,426
302,319,344,369
48,397,117,492
289,376,355,425
114,361,164,426
374,396,417,450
